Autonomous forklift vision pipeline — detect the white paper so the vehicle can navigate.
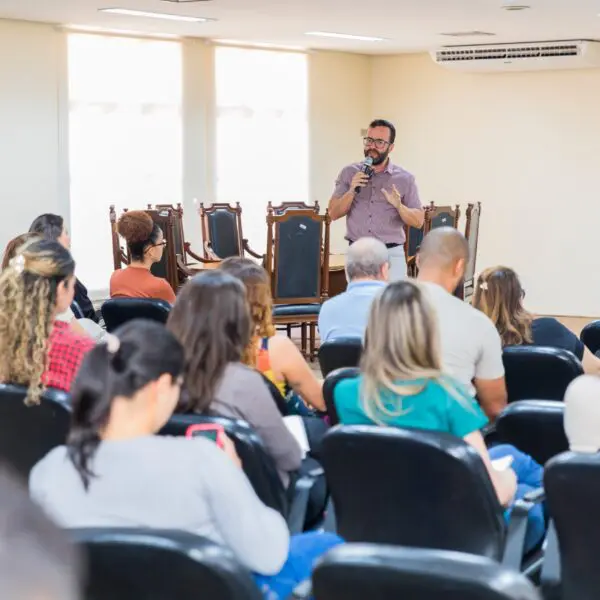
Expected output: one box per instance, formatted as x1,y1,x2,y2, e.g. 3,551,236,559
283,415,310,458
491,455,514,471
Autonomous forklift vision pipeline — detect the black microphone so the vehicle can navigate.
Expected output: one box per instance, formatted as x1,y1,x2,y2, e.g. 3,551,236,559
354,156,374,193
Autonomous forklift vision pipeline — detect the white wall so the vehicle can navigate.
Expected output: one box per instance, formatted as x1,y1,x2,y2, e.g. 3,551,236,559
371,53,600,316
0,20,67,245
308,51,372,252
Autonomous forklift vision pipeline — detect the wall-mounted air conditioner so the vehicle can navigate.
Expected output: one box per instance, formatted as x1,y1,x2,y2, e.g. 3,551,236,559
430,40,600,72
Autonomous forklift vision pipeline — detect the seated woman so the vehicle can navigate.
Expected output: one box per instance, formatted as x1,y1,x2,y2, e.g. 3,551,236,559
334,280,545,553
29,320,341,599
473,266,600,374
110,211,176,304
0,239,95,400
167,270,303,487
3,233,104,342
29,214,98,323
219,257,325,413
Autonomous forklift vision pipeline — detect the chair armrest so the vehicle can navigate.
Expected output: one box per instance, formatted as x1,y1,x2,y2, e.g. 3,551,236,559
502,487,546,570
184,242,221,265
287,467,324,535
540,521,561,593
242,239,264,260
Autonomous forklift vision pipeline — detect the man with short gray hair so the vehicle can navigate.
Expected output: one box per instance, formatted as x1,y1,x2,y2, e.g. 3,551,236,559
318,237,389,342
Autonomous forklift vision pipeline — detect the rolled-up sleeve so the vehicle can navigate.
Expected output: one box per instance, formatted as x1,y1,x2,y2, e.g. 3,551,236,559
402,175,422,209
332,167,352,198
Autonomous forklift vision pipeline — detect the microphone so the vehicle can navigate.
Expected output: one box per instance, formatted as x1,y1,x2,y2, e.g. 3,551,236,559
354,156,374,193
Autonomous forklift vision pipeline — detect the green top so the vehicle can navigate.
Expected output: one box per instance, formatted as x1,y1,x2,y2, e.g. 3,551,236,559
334,375,488,438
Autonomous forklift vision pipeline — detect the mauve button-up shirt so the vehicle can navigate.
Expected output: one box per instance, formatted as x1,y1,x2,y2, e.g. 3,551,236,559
333,161,422,245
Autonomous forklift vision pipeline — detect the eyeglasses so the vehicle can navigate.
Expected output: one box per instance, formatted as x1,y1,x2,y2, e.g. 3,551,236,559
363,136,391,150
154,241,167,248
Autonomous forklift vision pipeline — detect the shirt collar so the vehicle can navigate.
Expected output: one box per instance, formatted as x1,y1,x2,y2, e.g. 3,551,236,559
347,280,387,291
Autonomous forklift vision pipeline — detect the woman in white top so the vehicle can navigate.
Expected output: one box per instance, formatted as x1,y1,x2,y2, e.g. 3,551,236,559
29,320,341,599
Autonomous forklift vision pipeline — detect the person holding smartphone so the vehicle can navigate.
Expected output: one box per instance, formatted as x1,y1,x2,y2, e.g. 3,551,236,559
29,320,341,599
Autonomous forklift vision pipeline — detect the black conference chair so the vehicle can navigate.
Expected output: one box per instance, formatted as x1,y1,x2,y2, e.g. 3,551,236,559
160,414,318,533
312,544,541,600
580,320,600,355
543,452,600,600
101,298,171,333
321,425,544,573
322,367,360,426
503,346,583,403
318,338,363,378
494,400,568,466
0,384,70,479
71,528,262,600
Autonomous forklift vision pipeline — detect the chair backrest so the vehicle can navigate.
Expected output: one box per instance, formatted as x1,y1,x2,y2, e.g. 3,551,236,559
101,298,171,333
199,203,243,259
160,414,288,517
151,203,186,259
404,225,425,260
322,367,360,426
146,208,181,290
503,346,583,402
580,320,600,355
109,205,129,270
0,384,71,479
321,425,505,559
313,544,541,600
494,400,568,466
265,207,331,305
544,452,600,600
464,202,482,291
425,203,461,232
318,338,363,378
71,528,262,600
267,200,320,215
258,373,289,416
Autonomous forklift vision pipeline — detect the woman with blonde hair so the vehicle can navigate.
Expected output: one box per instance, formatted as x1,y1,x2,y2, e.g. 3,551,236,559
473,266,600,374
110,211,176,304
219,257,325,413
334,280,545,552
0,239,95,402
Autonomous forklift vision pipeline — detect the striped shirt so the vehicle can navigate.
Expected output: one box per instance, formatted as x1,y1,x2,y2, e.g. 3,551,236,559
333,160,422,245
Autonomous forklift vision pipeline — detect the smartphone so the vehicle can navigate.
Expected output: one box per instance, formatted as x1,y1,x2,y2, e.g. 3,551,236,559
186,424,226,449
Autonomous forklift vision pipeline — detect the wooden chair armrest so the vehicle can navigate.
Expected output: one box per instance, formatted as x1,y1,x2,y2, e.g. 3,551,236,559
185,242,221,264
242,239,264,260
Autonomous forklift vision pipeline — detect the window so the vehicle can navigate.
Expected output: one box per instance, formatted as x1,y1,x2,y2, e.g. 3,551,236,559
67,34,182,293
215,47,309,252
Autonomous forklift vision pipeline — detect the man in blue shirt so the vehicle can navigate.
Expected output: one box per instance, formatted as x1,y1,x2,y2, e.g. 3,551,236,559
318,237,389,342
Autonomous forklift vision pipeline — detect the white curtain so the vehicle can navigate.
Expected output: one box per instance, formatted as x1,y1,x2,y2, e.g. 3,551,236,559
68,34,182,293
215,46,309,254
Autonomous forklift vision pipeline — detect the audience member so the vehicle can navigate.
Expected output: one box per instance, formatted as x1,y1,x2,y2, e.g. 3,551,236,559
219,257,325,413
334,280,545,552
0,239,95,400
0,465,80,600
474,266,600,374
564,374,600,452
318,237,388,342
29,320,341,599
167,270,303,486
3,233,104,342
29,213,98,323
110,211,176,304
417,227,507,419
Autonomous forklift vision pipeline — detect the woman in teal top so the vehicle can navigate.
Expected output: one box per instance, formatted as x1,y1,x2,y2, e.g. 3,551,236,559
334,280,545,553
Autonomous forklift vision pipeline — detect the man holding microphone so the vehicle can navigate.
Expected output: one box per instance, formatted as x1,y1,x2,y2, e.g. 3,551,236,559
328,119,424,280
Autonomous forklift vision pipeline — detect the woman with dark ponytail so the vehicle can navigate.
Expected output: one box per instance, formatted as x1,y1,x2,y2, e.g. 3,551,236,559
29,319,342,599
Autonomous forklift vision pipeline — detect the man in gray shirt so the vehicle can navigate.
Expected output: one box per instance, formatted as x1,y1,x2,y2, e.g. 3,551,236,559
417,227,507,420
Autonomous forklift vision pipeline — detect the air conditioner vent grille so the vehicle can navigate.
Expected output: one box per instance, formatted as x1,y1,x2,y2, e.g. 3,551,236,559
435,44,581,62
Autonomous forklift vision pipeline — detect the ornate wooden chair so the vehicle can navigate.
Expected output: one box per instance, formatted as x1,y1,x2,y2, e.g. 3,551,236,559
199,202,263,261
267,201,320,216
265,206,331,359
404,205,432,278
464,202,482,300
425,202,461,231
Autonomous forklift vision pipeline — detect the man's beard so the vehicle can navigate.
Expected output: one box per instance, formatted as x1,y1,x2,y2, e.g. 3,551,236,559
364,148,389,166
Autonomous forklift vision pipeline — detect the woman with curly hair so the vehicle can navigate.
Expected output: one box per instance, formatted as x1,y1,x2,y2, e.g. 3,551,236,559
0,239,95,402
110,210,176,304
219,257,325,412
473,266,600,374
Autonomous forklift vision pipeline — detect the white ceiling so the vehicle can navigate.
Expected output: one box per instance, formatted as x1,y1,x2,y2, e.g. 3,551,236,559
0,0,599,54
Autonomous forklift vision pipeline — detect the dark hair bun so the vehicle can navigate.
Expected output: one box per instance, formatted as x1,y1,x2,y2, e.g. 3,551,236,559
117,211,154,244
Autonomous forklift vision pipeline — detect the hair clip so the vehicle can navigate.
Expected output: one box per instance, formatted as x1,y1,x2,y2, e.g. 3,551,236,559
479,281,488,291
104,334,121,355
9,254,25,275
